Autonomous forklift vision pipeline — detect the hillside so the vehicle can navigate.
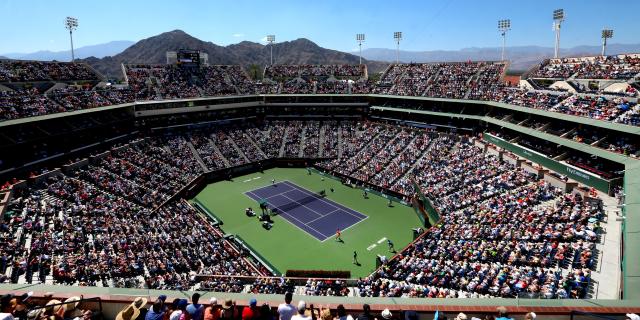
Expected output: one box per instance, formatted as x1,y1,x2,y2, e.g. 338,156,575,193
82,30,388,79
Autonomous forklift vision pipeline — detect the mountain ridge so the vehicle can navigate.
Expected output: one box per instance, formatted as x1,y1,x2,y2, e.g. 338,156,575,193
1,40,135,62
79,30,388,79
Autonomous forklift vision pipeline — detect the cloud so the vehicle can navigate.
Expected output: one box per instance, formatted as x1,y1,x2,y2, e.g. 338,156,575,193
260,36,268,44
232,33,245,38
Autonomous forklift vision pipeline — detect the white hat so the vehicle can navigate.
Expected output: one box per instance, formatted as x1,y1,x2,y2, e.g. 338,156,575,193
209,297,217,305
456,313,468,320
297,301,306,313
626,314,639,320
382,309,392,320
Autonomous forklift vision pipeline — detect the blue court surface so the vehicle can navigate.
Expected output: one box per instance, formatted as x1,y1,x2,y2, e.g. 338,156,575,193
244,180,368,241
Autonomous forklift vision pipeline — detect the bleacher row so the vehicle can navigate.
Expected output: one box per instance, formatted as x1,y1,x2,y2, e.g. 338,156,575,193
1,56,639,126
1,120,604,299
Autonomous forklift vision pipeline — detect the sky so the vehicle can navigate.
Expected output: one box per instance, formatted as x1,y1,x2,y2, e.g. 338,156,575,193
1,0,638,54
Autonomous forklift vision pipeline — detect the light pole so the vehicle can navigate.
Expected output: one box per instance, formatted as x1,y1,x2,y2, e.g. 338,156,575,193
394,31,402,64
552,9,564,59
65,16,78,62
267,35,275,65
498,19,511,61
356,34,365,65
601,29,613,56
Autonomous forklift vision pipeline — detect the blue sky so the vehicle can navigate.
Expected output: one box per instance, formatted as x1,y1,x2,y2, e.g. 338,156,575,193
1,0,638,54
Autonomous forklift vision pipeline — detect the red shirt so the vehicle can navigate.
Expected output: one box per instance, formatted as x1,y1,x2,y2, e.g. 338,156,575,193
242,307,258,320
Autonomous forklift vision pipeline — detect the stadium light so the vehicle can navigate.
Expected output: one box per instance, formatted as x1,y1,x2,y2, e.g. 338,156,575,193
356,34,365,65
601,29,613,56
498,19,511,61
394,31,402,64
552,9,564,59
267,35,276,65
64,16,78,62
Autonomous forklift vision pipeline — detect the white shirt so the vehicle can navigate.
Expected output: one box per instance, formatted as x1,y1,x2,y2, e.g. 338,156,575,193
291,314,312,320
277,303,297,320
170,311,182,320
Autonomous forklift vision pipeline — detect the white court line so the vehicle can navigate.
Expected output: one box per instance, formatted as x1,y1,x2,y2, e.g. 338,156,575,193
244,180,295,195
279,180,370,240
246,180,368,241
247,188,303,201
245,190,327,240
281,180,368,220
306,208,342,224
367,244,377,251
280,193,324,219
377,237,387,244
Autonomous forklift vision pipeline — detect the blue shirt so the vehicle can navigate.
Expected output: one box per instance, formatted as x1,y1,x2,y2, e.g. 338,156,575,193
145,309,165,320
187,304,204,320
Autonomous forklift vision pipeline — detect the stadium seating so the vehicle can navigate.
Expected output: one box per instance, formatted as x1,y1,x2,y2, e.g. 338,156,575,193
0,118,609,299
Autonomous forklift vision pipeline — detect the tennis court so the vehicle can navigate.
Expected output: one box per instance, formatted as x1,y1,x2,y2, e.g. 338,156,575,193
245,180,368,241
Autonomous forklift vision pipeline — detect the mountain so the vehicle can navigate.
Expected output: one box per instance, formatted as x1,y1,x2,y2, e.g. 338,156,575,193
358,43,640,71
1,41,135,62
80,30,388,79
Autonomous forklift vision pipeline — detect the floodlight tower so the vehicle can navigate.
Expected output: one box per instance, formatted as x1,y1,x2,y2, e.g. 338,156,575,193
267,35,276,65
552,9,564,59
498,19,511,61
356,34,365,65
601,29,613,56
64,17,78,62
394,31,402,64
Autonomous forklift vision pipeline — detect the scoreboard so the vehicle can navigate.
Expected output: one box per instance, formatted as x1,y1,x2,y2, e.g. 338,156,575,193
177,49,201,67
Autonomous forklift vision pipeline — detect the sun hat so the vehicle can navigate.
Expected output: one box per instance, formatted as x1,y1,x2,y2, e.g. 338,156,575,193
62,296,81,312
131,297,148,309
116,305,140,320
222,299,233,310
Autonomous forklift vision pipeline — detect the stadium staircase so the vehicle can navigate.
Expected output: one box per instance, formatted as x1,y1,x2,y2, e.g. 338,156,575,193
366,130,417,181
395,137,440,185
186,141,210,172
318,123,327,158
207,137,231,167
298,125,308,157
387,134,435,186
242,133,268,159
228,136,251,163
278,126,290,157
336,126,344,158
378,63,395,82
345,128,391,175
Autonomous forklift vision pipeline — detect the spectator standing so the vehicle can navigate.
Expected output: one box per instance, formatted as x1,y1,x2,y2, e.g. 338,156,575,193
291,301,311,320
146,299,166,320
220,300,238,320
242,299,260,320
336,305,353,320
495,307,513,320
277,292,296,320
259,304,274,320
204,298,220,320
187,293,204,320
356,304,372,320
170,300,188,320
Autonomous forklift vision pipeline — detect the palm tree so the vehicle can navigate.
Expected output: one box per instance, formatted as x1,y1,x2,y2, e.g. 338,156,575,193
247,64,262,80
